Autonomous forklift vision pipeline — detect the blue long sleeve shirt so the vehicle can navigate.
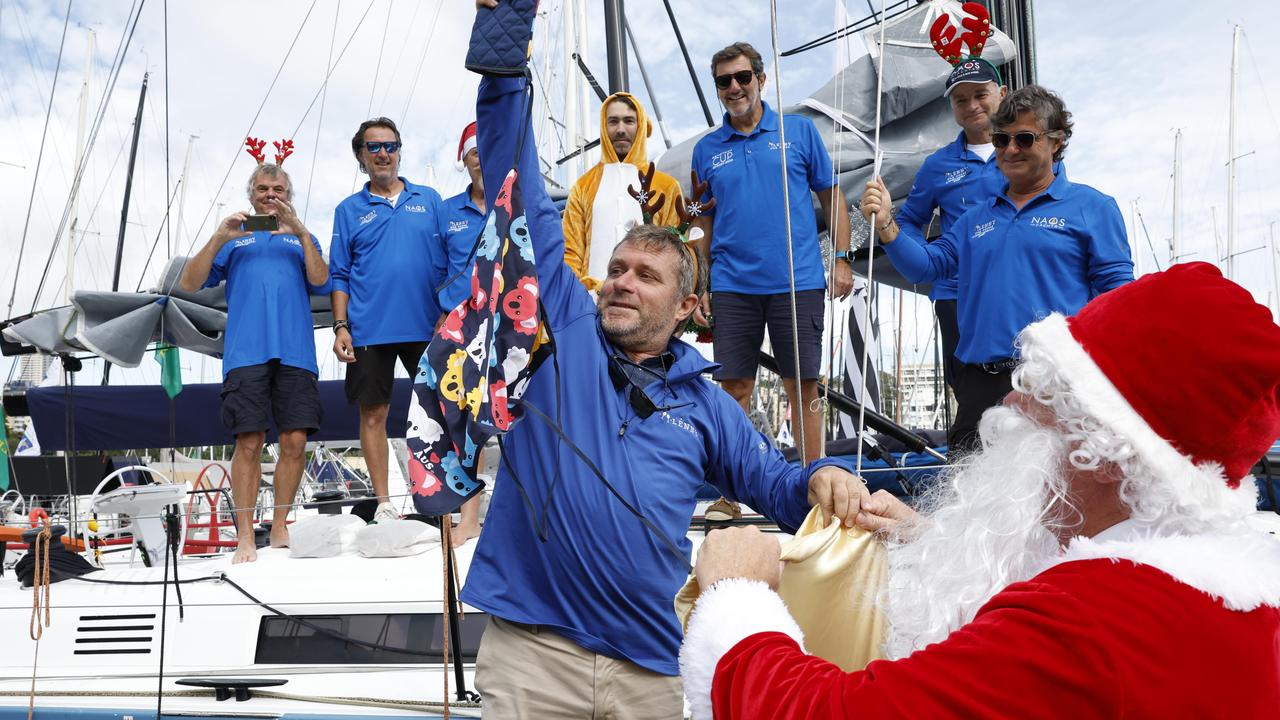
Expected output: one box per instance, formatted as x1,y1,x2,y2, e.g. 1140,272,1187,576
328,180,449,346
461,76,845,677
438,186,486,310
894,131,1005,301
883,171,1134,363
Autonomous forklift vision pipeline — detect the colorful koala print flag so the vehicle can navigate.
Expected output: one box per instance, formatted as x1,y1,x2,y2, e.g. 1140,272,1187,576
405,168,548,516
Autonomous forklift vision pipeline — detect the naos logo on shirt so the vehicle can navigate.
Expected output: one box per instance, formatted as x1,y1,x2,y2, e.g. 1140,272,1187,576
973,219,997,238
404,204,427,213
358,210,377,225
448,220,470,233
767,141,793,151
944,168,969,184
233,237,256,248
1029,216,1068,230
281,236,302,247
711,150,734,169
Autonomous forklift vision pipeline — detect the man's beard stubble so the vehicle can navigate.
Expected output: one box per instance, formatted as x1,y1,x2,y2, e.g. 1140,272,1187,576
880,406,1075,659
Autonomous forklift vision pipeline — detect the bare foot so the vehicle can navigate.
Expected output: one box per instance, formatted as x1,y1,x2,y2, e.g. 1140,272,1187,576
232,538,258,564
269,526,290,549
450,522,482,548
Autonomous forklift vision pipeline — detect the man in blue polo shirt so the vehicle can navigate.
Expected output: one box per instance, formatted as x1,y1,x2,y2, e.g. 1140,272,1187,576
180,162,329,564
330,117,450,524
862,85,1133,452
439,120,486,546
690,41,852,521
895,59,1007,395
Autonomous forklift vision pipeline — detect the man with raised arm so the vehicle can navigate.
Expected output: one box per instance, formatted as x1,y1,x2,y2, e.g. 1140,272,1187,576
462,3,869,716
330,117,450,524
180,160,328,563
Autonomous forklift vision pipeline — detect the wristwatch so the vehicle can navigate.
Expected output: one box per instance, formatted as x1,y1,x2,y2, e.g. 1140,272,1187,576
834,250,852,264
333,319,350,333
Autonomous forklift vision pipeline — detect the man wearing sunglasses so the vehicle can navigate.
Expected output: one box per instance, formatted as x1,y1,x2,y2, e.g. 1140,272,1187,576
330,116,451,524
861,85,1133,453
891,58,1008,402
459,10,870,714
690,42,853,481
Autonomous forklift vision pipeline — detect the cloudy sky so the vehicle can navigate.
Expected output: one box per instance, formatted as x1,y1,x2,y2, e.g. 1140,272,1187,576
1,0,1276,388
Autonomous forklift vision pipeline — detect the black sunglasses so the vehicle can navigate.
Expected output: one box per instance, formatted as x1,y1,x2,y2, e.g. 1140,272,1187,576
607,354,660,419
714,70,757,90
364,141,401,154
991,131,1056,150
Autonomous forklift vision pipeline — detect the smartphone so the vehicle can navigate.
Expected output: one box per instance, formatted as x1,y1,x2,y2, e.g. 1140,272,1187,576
242,214,279,232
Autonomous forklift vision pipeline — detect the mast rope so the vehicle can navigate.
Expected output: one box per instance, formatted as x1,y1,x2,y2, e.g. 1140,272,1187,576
768,0,808,464
27,520,52,720
854,0,890,477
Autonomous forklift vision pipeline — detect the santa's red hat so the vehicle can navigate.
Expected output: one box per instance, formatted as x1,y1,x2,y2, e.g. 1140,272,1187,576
1020,262,1280,509
456,121,478,170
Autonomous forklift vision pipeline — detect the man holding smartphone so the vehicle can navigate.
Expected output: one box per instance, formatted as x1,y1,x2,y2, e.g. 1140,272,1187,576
330,117,450,524
180,161,330,564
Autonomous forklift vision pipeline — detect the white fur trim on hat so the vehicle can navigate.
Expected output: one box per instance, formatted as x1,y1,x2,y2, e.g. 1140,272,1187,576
1061,528,1280,611
1020,314,1258,521
679,578,804,720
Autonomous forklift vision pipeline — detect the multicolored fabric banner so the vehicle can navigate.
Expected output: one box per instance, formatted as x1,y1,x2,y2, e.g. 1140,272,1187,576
405,168,549,516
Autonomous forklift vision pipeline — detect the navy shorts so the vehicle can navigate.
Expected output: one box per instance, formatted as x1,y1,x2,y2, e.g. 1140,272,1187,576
345,341,428,406
220,361,323,436
711,289,825,381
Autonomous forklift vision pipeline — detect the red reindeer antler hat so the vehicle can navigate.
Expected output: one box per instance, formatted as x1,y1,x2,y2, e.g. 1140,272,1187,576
929,3,1004,97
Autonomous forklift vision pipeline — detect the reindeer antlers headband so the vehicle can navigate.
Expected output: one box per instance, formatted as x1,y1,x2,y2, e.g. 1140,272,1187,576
245,137,295,166
929,2,992,66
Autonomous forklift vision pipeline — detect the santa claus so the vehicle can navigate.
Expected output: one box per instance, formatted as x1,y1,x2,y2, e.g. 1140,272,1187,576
680,262,1280,718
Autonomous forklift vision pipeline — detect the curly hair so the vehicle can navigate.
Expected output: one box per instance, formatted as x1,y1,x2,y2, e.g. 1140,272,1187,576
991,85,1073,161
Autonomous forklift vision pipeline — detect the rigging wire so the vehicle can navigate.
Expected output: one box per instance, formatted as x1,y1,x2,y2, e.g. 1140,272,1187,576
288,0,376,140
767,0,808,463
303,0,342,226
27,0,149,314
7,0,74,320
854,0,890,477
174,0,317,266
397,1,444,125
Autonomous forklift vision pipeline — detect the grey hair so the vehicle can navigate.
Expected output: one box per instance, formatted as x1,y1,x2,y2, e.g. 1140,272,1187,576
617,223,703,299
710,41,765,77
246,164,294,201
992,84,1073,162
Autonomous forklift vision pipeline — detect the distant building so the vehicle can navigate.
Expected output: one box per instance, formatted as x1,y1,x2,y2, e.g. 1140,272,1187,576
897,363,951,430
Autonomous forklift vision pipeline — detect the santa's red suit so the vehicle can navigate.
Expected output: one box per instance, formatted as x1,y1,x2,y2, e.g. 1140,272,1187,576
680,523,1280,719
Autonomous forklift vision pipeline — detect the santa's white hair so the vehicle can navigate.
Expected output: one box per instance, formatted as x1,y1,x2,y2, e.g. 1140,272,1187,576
879,333,1255,659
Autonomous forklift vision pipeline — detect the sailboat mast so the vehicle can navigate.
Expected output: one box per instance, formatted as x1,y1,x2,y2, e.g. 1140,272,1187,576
602,0,628,93
1171,129,1181,265
1226,25,1240,280
103,73,149,386
172,134,198,260
562,0,581,182
68,29,94,304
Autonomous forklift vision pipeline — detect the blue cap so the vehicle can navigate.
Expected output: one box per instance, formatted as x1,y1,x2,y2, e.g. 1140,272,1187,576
944,58,1003,96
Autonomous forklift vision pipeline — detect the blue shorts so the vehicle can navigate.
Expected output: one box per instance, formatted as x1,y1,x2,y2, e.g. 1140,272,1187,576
220,361,322,436
710,289,825,381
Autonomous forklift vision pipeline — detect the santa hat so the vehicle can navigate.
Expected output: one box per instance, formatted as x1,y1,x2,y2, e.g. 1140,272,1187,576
456,121,478,170
1020,262,1280,508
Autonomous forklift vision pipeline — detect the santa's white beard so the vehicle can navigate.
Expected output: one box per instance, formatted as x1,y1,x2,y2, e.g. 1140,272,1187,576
881,406,1074,659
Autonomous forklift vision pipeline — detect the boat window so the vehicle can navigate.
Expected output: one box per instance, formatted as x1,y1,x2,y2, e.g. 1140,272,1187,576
254,612,487,664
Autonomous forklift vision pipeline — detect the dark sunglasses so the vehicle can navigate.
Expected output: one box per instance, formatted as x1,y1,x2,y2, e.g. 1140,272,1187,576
607,354,660,419
364,141,401,154
714,70,756,90
991,131,1056,150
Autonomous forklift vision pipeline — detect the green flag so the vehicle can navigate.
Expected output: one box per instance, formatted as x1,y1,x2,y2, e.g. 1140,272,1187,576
155,344,183,399
0,403,9,491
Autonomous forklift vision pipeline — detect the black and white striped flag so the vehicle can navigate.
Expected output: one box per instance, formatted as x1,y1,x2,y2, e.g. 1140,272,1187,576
838,278,881,438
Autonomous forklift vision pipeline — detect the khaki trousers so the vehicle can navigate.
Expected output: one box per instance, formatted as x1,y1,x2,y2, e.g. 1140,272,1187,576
475,616,684,719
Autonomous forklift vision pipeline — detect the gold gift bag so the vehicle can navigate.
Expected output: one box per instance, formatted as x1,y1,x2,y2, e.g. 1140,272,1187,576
676,506,888,671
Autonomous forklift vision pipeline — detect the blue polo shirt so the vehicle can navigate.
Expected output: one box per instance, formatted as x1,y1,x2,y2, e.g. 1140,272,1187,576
204,231,328,377
691,103,835,294
896,131,1005,301
329,178,449,346
883,171,1134,363
439,185,486,310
